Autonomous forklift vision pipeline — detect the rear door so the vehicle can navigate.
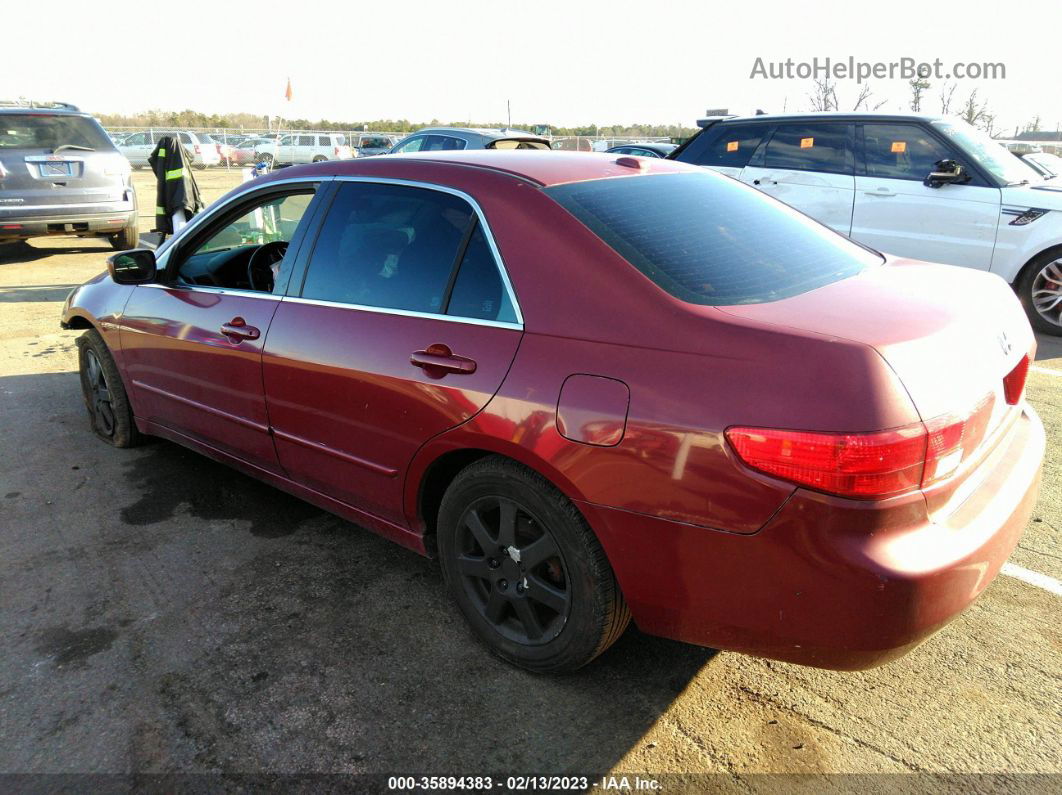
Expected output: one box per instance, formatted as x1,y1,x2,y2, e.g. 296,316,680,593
263,179,523,525
852,122,1001,269
740,121,856,235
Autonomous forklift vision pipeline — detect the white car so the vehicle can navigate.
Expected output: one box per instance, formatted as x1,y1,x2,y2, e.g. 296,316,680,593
255,133,353,166
118,130,221,169
674,112,1062,335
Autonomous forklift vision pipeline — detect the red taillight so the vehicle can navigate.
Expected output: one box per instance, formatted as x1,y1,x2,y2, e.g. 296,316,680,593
1003,355,1029,405
194,144,201,154
334,146,340,156
726,393,996,499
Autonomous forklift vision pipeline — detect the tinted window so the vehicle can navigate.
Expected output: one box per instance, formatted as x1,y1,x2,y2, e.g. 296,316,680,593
0,114,112,150
546,172,879,306
318,136,331,146
422,135,466,151
764,123,849,173
446,224,518,323
179,133,192,144
298,135,315,146
694,125,765,168
862,124,953,180
302,182,473,313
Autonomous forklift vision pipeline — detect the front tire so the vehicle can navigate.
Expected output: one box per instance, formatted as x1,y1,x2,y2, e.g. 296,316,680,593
1017,249,1062,336
109,218,139,251
438,456,630,673
77,329,143,448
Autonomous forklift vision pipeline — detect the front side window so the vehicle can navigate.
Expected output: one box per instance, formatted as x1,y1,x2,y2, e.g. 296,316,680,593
764,123,850,174
302,182,473,313
694,125,766,168
176,191,315,292
124,132,148,146
862,123,953,181
546,172,879,306
392,135,425,153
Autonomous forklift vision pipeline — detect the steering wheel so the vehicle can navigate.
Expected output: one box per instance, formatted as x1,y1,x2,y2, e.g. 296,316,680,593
246,240,288,292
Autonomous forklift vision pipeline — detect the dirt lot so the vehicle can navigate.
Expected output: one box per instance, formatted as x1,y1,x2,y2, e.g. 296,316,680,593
0,179,1060,789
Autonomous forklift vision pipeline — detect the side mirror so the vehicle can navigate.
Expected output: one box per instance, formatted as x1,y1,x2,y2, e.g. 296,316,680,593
925,159,968,188
107,248,157,284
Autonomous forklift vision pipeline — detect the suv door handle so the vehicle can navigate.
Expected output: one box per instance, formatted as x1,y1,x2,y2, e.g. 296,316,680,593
864,188,897,197
221,317,260,341
753,177,776,186
411,343,477,375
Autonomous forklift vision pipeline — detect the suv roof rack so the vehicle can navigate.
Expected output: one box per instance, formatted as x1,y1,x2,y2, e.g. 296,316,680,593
0,100,81,111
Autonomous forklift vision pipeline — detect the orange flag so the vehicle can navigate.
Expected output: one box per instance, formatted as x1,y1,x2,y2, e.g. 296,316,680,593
284,78,293,102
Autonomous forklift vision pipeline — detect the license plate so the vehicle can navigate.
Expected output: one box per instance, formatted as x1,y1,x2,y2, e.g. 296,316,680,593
40,161,73,176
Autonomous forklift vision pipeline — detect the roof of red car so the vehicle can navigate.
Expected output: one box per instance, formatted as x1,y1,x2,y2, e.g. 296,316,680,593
325,150,699,187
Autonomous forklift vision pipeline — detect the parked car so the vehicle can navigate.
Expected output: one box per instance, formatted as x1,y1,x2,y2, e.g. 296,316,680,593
62,151,1043,673
1022,151,1061,178
255,133,353,166
604,142,677,158
672,112,1062,334
356,134,399,156
118,130,221,169
389,127,551,153
0,103,138,249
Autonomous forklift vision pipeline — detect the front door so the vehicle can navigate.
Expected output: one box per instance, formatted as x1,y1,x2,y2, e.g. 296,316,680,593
121,185,322,470
852,122,1001,269
740,121,855,235
263,180,523,524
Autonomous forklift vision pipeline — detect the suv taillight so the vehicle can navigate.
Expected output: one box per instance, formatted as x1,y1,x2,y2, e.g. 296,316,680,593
1003,355,1029,405
194,144,201,154
726,394,996,499
334,146,340,156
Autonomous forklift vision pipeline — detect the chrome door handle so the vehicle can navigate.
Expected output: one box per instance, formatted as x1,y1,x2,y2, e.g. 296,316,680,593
411,344,477,375
221,317,260,341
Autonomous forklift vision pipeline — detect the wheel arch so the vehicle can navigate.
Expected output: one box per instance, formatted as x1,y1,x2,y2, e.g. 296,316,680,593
1013,243,1062,286
407,439,594,557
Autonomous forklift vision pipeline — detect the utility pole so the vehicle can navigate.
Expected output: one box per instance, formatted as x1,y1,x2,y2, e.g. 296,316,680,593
507,100,511,130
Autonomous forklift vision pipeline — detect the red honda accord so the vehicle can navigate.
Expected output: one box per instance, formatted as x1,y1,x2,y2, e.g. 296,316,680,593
61,151,1044,673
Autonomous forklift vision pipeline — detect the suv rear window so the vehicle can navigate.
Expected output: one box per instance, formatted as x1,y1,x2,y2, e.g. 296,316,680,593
0,114,112,150
545,172,879,306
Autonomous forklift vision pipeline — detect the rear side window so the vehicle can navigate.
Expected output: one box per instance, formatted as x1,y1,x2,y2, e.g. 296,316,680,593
302,182,473,313
298,135,315,146
0,114,112,150
545,172,879,306
693,125,765,168
446,224,518,323
764,123,850,174
422,135,466,151
318,136,331,147
862,123,953,180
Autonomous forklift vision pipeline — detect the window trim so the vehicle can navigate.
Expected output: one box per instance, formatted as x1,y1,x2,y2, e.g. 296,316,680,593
294,176,523,329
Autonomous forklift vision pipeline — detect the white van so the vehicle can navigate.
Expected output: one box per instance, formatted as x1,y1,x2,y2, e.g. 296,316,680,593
255,133,354,166
674,112,1062,335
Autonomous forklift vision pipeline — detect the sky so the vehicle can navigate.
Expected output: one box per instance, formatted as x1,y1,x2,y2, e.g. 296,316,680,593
3,0,1059,135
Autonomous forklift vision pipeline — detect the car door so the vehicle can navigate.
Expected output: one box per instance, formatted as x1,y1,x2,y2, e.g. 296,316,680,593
740,122,855,235
852,122,1001,269
121,132,153,166
120,182,326,470
263,179,523,525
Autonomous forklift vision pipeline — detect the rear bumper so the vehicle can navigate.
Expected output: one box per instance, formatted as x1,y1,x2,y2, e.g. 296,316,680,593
0,207,136,240
583,405,1045,670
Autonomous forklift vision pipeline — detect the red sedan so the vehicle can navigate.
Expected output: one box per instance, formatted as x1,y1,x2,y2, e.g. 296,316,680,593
62,151,1044,673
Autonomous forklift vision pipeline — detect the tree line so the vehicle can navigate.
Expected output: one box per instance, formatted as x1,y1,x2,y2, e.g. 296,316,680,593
92,108,697,138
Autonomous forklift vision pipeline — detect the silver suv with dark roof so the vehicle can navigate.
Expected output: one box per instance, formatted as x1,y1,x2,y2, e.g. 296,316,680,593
0,102,138,250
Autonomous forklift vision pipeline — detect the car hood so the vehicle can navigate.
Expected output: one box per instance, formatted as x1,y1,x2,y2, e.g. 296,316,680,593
717,258,1034,425
1002,180,1062,210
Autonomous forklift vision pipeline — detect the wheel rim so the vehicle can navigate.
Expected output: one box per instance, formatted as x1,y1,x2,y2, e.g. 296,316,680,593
455,496,571,646
1032,258,1062,328
84,349,116,437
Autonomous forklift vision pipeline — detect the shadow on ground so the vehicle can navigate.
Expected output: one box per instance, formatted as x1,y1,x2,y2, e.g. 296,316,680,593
0,240,112,265
1,372,717,774
0,284,83,303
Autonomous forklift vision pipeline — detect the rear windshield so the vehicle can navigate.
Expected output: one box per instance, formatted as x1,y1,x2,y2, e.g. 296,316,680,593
545,171,879,305
0,114,113,151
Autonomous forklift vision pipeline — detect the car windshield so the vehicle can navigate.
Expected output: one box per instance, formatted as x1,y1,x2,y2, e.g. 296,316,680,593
932,119,1042,185
0,114,112,151
546,171,880,306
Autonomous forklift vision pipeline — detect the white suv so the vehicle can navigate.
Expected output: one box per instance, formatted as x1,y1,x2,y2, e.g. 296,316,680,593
255,133,354,166
674,112,1062,335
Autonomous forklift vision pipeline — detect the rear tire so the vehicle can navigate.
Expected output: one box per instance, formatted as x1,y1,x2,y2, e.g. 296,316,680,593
437,456,630,673
77,329,143,448
312,155,327,163
1017,248,1062,336
109,218,139,251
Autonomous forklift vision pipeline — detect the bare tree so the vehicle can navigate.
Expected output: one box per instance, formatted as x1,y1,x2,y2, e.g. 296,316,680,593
808,77,838,111
960,90,998,134
1025,115,1043,133
852,84,889,111
939,82,958,115
909,77,931,112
